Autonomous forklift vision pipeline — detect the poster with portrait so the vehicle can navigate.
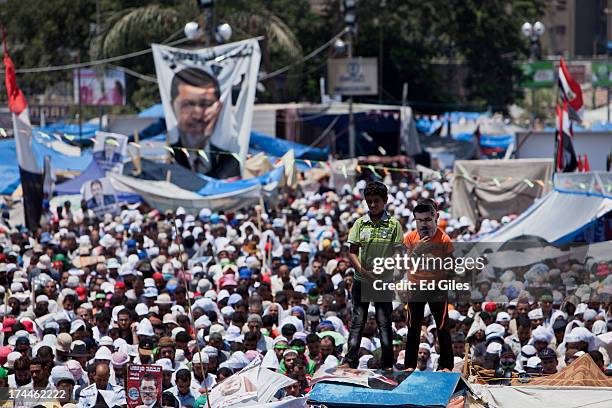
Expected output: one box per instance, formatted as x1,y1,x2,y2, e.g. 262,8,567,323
82,177,119,217
126,364,163,408
73,69,126,106
93,131,128,174
151,39,261,179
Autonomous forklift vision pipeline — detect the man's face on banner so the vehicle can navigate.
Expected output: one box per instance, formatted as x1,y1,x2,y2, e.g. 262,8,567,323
91,181,103,201
104,139,118,159
172,81,222,143
140,378,157,405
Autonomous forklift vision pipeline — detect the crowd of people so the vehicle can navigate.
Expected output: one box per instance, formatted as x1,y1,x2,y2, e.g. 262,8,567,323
0,172,610,408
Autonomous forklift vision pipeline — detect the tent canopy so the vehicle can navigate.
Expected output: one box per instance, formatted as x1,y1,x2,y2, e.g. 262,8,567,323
451,159,554,227
249,131,329,161
479,172,612,245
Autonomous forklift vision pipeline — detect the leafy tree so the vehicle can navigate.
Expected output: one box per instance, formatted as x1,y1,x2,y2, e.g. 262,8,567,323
0,0,548,114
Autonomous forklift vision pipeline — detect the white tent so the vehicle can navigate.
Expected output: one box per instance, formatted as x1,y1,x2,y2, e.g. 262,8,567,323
479,172,612,245
471,385,612,408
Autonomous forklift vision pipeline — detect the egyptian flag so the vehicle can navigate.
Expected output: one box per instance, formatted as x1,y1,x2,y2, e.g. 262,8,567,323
558,58,583,121
554,101,578,172
4,40,44,230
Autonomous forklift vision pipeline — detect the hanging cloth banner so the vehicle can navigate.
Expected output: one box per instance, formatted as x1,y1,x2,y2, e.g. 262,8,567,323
152,38,261,179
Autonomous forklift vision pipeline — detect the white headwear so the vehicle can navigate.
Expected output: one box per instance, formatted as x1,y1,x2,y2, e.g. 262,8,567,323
136,318,154,337
530,325,554,344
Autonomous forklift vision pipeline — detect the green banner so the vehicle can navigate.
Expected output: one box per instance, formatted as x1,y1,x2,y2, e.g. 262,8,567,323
520,61,555,88
592,62,612,87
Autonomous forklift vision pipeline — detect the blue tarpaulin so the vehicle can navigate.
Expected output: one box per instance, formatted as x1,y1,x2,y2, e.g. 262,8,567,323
0,136,93,195
196,165,285,196
454,132,515,149
54,161,105,196
36,122,100,141
138,104,165,118
249,131,329,161
308,371,465,408
139,131,328,163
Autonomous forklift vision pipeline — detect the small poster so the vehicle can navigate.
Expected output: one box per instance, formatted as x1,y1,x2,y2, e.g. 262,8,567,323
73,69,126,106
126,364,163,408
82,177,119,217
93,131,128,174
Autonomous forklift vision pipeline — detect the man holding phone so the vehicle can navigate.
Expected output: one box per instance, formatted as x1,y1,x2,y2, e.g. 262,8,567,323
403,198,454,371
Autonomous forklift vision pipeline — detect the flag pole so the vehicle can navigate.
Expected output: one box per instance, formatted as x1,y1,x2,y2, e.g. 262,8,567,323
171,217,212,408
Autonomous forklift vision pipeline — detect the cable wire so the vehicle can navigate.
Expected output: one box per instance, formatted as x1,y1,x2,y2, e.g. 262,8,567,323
6,37,189,74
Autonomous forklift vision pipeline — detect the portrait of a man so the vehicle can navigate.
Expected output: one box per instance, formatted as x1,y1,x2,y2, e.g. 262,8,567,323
94,136,122,163
170,67,240,179
137,373,161,408
86,179,116,209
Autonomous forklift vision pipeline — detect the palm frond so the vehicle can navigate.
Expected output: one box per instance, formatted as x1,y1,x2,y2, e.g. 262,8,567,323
229,11,303,60
91,5,182,59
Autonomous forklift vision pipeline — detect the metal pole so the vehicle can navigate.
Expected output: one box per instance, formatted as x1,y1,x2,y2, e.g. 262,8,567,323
348,31,356,159
378,18,383,103
77,51,82,141
531,88,536,128
607,86,610,124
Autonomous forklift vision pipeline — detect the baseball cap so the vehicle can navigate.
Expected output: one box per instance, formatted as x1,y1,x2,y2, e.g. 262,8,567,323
138,338,154,355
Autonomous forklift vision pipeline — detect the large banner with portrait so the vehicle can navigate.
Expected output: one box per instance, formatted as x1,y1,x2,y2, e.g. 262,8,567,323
93,131,128,174
152,39,261,179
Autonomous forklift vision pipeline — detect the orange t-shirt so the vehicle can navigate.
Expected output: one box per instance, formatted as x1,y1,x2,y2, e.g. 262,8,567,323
403,227,454,280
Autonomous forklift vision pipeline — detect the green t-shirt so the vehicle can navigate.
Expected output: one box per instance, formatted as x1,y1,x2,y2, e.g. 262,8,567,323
347,211,403,281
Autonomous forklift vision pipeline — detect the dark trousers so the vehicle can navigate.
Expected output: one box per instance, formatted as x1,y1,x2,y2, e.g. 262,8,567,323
344,280,394,369
405,297,453,370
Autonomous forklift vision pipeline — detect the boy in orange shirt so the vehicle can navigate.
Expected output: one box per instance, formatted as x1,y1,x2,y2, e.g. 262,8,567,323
403,198,454,371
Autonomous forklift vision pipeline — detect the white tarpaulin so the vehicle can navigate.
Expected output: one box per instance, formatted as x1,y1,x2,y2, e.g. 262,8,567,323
480,172,612,245
451,159,553,227
152,39,261,178
473,385,612,408
110,173,261,213
208,358,300,408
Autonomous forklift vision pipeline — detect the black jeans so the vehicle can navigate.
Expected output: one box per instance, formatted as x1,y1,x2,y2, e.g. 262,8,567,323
404,295,453,370
344,280,394,369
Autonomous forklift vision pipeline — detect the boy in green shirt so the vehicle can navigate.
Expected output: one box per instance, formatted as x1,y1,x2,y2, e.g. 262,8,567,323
341,181,403,369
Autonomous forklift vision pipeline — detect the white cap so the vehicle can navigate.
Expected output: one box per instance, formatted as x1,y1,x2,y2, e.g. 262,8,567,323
192,351,209,365
155,358,175,372
486,342,502,355
50,366,75,385
95,347,112,361
583,309,597,321
418,343,431,353
526,356,542,369
136,318,154,337
36,294,49,303
99,336,114,347
496,312,511,323
135,303,149,317
528,308,544,320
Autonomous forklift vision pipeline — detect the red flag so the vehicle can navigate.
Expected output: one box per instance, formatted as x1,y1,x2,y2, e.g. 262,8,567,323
583,153,591,172
558,58,583,120
3,42,27,115
3,35,44,231
577,154,583,172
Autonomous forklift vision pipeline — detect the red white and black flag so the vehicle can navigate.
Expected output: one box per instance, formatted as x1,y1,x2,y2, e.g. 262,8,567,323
554,101,577,173
3,38,44,230
558,57,583,122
